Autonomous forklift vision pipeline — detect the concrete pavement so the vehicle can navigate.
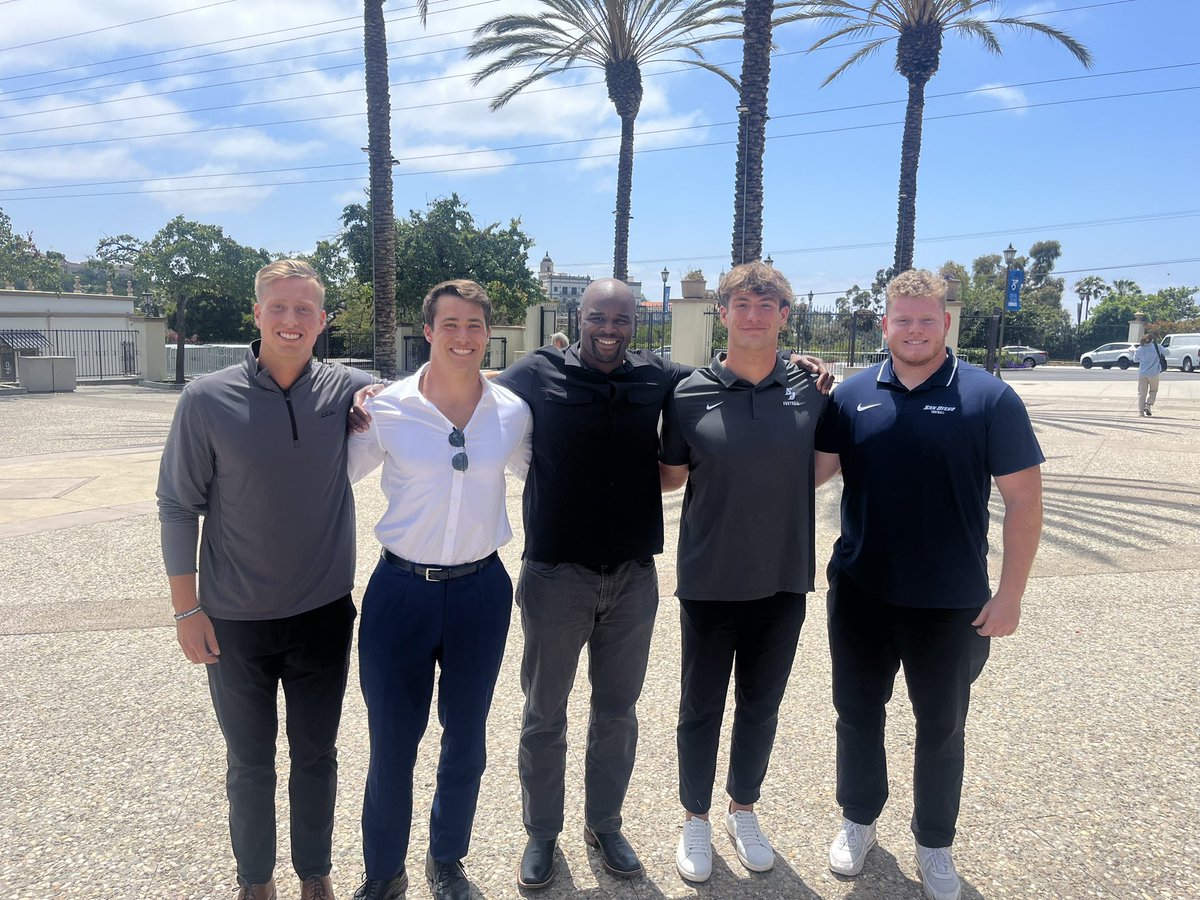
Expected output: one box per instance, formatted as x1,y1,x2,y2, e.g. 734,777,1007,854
1,373,1197,899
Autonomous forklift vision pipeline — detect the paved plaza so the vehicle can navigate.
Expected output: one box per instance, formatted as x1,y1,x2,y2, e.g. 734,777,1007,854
1,373,1198,899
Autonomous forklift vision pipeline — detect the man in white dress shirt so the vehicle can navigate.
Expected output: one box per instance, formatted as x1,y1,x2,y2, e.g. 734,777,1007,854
347,280,532,900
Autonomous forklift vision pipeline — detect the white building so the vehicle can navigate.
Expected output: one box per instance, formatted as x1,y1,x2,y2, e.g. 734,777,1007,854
538,254,644,309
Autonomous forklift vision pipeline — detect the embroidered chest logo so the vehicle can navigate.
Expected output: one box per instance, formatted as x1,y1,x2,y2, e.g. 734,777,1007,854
923,404,957,415
319,409,337,418
782,386,800,407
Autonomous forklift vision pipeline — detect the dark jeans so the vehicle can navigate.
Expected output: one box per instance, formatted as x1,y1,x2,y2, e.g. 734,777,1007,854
827,567,990,848
677,593,807,815
516,557,659,839
358,555,512,878
206,594,355,884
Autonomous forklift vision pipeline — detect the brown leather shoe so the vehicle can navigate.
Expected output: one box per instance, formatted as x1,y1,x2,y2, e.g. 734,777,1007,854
300,874,335,900
236,879,277,900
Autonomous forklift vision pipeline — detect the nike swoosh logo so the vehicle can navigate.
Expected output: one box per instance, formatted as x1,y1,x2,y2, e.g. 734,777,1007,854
706,401,724,411
857,402,882,411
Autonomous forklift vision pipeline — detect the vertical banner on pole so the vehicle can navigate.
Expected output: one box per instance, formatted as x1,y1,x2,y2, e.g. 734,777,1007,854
1006,270,1025,311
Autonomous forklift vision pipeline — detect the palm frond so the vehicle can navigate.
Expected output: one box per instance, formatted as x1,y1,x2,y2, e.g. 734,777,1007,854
947,17,1001,55
486,66,572,111
821,35,892,84
992,16,1095,68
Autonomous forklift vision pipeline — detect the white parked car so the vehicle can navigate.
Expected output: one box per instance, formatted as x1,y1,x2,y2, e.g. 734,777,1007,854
1080,342,1137,370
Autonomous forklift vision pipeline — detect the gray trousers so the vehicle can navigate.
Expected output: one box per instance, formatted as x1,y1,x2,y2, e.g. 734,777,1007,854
516,557,659,839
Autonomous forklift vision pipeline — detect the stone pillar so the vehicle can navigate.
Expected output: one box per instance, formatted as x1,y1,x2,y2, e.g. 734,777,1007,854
138,317,168,382
670,277,714,368
523,303,556,357
1128,313,1147,344
946,300,965,353
944,274,964,353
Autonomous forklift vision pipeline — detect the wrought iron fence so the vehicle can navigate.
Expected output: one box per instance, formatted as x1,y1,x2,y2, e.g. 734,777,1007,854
399,334,509,373
0,329,140,380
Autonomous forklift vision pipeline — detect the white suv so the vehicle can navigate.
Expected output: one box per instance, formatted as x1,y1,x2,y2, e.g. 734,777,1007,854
1079,342,1137,370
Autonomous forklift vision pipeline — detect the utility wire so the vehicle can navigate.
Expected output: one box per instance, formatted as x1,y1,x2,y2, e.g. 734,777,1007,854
0,79,1193,157
0,0,492,89
0,0,237,52
2,65,1197,193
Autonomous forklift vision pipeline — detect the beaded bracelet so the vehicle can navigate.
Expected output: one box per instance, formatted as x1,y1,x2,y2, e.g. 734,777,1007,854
173,606,204,621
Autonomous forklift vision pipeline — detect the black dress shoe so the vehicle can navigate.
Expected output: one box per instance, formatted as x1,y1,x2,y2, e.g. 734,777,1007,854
583,825,643,877
352,870,408,900
425,850,471,900
518,837,557,889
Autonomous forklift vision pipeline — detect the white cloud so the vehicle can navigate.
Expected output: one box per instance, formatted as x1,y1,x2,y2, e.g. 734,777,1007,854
969,83,1029,113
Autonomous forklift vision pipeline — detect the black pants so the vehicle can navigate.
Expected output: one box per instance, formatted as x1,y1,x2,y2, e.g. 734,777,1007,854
827,568,989,848
206,595,356,884
677,593,807,815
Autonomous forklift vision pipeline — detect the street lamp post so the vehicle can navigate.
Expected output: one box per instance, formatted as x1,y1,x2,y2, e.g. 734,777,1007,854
996,242,1017,379
660,266,670,354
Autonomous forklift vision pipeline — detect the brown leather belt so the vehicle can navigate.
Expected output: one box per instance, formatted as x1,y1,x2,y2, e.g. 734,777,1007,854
381,548,498,582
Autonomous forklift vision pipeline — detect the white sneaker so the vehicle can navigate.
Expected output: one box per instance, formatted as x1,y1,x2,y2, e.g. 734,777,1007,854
828,817,877,876
914,843,961,900
676,816,713,883
724,809,775,872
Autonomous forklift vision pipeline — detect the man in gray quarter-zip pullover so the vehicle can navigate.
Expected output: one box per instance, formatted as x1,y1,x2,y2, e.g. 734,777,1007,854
157,259,374,900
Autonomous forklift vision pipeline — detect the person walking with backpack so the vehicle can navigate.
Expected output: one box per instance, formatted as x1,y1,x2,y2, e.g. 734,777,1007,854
1134,334,1167,417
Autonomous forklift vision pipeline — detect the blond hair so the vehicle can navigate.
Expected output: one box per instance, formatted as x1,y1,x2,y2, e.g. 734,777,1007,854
717,261,795,309
886,269,947,312
254,259,326,305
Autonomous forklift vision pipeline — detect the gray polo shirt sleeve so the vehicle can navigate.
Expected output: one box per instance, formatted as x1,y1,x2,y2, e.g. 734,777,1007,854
157,387,213,577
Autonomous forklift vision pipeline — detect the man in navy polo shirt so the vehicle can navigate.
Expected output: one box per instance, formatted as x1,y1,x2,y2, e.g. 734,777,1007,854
814,269,1044,900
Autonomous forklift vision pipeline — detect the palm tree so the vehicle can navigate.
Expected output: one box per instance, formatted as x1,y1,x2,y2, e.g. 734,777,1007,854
1073,274,1108,324
468,0,740,282
784,1,1092,274
364,0,426,378
732,0,776,267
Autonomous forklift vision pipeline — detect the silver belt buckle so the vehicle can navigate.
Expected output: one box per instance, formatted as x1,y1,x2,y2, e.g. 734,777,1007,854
424,567,443,582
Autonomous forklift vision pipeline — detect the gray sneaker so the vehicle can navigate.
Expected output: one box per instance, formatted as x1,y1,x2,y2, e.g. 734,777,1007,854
914,843,961,900
828,817,876,876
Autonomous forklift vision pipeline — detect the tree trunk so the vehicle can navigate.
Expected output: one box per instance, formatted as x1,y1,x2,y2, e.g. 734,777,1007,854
364,0,398,378
174,294,187,385
732,0,774,267
606,59,643,283
893,76,927,274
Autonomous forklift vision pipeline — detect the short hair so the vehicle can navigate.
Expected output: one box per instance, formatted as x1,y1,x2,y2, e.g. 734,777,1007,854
549,332,569,349
254,259,326,305
717,261,795,309
422,279,493,329
886,269,947,312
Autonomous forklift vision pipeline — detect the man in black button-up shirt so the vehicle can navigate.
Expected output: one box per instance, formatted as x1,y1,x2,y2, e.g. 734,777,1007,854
496,279,681,887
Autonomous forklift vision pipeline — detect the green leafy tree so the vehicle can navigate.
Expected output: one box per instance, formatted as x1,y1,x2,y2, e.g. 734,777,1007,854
340,195,543,327
98,217,268,381
1073,275,1108,324
468,0,740,281
785,1,1092,273
0,208,59,290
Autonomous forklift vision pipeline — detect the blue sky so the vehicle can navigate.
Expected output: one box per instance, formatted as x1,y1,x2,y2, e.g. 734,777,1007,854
0,0,1196,306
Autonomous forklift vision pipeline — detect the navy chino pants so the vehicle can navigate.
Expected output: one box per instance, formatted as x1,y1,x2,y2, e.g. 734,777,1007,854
358,554,512,879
